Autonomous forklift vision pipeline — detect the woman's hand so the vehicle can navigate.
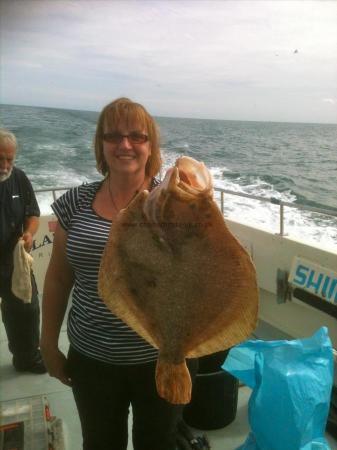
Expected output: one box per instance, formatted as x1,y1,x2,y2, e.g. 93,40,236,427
41,346,72,386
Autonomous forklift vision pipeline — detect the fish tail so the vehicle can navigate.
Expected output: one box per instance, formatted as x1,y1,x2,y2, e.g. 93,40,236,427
155,356,191,405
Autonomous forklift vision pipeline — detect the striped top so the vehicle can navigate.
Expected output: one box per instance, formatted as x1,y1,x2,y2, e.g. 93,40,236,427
52,180,159,365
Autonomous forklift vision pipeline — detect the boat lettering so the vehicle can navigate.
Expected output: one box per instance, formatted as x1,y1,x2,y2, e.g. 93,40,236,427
32,234,53,251
289,257,337,303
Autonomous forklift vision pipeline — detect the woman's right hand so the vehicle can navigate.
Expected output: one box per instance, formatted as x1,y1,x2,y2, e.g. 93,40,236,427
41,346,72,386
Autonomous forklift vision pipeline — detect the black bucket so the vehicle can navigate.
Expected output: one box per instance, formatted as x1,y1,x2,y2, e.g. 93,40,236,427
183,351,239,430
198,350,230,374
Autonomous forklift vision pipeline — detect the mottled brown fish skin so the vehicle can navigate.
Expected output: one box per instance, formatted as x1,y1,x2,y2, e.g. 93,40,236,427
99,157,259,404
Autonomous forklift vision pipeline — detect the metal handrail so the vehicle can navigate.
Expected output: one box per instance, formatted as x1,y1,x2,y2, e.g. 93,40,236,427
34,186,74,202
214,187,337,236
35,185,337,236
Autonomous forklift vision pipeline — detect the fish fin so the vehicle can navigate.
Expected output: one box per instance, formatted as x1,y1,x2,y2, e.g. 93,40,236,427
155,356,191,405
185,299,258,358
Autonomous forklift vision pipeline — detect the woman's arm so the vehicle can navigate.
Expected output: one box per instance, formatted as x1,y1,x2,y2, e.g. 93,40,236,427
40,221,74,385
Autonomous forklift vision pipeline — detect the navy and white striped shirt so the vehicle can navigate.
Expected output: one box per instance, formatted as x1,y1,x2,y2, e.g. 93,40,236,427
52,180,159,365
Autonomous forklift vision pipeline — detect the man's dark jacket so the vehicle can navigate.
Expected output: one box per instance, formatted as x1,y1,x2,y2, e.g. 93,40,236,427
0,167,40,279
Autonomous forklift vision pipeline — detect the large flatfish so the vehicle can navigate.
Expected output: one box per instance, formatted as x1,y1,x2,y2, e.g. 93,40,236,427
98,156,258,404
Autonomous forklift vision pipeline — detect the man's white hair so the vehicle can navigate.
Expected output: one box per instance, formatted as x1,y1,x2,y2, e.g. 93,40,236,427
0,128,17,150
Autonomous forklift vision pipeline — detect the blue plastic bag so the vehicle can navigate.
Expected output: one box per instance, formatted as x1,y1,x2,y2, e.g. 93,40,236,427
222,327,333,450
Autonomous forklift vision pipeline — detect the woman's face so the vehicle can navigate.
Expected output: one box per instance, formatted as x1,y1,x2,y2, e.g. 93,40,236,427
102,121,151,177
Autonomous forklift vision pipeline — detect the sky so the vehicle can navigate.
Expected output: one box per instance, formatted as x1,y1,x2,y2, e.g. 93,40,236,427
0,0,336,123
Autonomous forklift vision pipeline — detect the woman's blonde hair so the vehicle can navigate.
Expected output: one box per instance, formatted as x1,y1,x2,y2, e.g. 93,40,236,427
94,98,162,178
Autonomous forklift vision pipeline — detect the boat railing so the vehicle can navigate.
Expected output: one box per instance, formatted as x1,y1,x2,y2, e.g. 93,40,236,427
35,186,337,237
35,186,74,201
215,187,337,236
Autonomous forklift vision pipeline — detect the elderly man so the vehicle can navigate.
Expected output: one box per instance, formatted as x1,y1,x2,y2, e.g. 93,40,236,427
0,128,46,373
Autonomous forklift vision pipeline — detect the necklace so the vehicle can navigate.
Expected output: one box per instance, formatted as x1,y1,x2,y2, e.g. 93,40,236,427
107,177,145,213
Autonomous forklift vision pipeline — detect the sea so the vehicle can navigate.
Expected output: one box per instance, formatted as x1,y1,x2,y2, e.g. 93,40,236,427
1,104,336,249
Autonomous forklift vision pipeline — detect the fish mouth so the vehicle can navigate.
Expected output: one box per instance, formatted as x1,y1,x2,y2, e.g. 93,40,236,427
143,156,213,224
174,156,213,196
161,156,213,199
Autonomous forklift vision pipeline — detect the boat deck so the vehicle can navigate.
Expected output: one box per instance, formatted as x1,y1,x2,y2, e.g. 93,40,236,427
1,305,336,450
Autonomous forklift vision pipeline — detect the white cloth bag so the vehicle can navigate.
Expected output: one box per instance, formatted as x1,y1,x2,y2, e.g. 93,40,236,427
11,239,34,303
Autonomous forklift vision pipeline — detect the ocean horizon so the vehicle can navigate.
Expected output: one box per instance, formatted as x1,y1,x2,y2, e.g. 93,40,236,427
2,102,337,126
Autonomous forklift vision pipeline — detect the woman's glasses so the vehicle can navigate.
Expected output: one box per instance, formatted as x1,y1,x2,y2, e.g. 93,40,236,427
103,131,148,145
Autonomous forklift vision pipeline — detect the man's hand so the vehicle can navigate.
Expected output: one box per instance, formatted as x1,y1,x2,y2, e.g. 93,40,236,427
22,216,39,251
22,231,33,252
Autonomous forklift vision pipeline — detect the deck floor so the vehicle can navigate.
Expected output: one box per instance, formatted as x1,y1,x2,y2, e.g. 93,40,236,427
1,303,336,450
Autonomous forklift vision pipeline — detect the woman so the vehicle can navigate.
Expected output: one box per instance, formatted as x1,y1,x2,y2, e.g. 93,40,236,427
41,98,197,450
